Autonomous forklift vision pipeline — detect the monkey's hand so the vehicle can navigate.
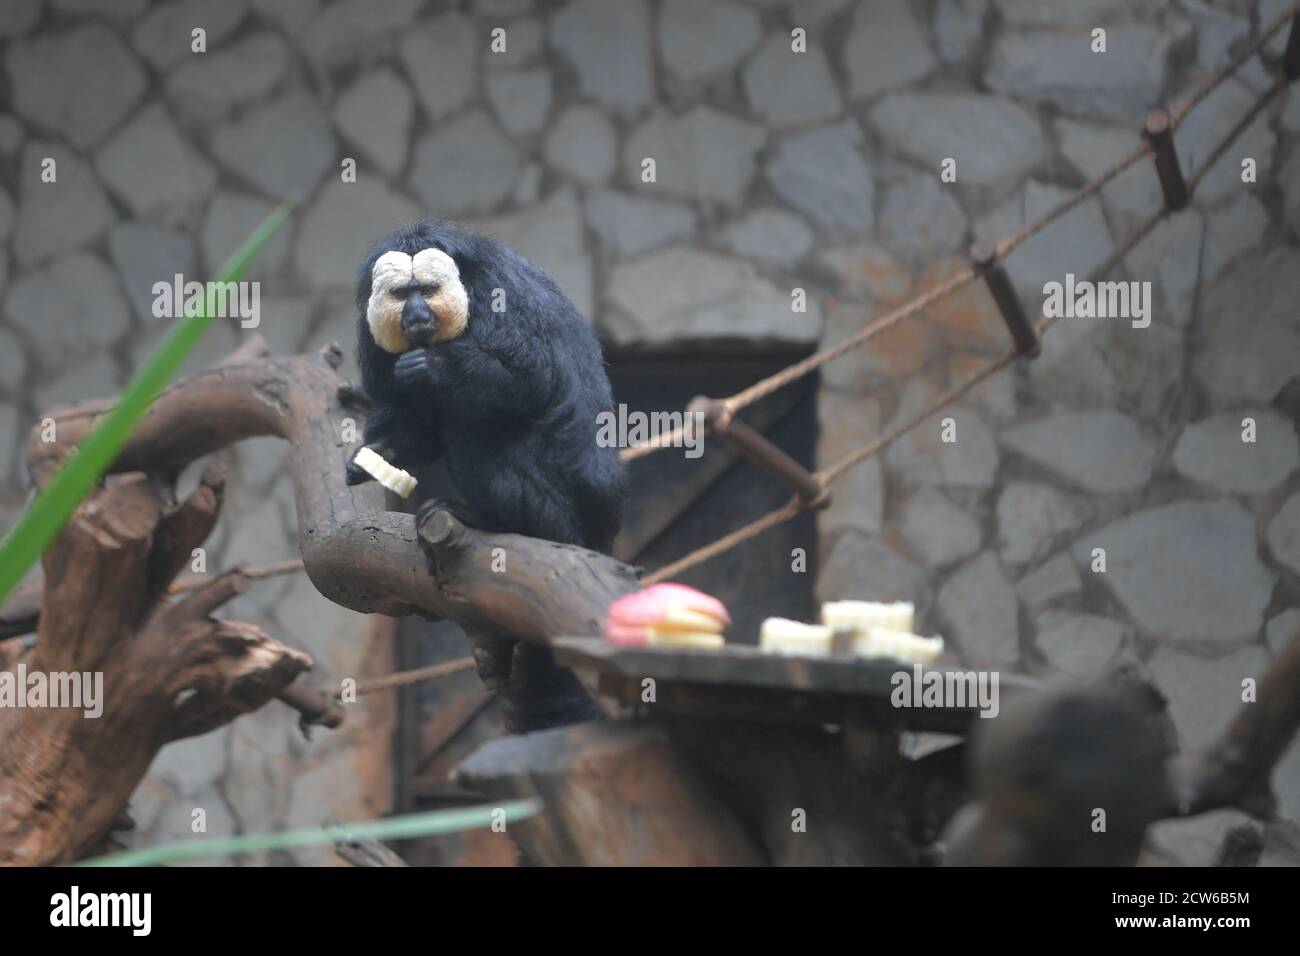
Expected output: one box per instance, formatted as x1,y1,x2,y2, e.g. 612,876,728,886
345,446,375,486
394,347,445,394
346,442,395,486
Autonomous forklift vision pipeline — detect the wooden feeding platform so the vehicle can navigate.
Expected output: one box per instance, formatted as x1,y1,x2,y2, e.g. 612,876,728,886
456,636,1041,866
553,636,1038,734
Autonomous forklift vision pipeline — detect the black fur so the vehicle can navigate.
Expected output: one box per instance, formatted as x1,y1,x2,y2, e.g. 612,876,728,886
350,219,625,733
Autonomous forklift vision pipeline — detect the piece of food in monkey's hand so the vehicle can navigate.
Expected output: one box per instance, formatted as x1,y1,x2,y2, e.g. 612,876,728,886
603,583,729,649
820,600,915,634
759,618,833,656
352,446,418,498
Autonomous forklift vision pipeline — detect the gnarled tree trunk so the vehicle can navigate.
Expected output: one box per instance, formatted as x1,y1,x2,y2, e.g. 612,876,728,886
1,337,638,864
0,464,310,864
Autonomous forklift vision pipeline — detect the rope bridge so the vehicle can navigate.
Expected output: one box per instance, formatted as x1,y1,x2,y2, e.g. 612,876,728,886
635,3,1300,585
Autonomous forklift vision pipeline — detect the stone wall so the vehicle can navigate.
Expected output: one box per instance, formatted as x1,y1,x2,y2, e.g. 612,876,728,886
0,0,1297,864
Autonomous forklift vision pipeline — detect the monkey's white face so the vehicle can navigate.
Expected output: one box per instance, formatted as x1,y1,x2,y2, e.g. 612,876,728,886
367,248,470,354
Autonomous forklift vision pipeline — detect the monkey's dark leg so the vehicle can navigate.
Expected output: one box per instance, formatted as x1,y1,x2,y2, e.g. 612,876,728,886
487,466,589,547
416,475,601,734
502,644,601,867
468,468,604,734
504,642,601,734
415,497,492,533
463,629,517,689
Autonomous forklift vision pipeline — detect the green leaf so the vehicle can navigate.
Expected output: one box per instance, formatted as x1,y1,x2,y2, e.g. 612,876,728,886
0,205,290,603
73,799,542,867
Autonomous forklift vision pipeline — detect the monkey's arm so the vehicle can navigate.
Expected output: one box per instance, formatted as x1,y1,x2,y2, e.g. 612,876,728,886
345,402,444,486
397,335,557,420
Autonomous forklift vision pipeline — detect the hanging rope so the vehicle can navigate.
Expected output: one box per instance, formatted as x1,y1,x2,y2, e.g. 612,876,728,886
344,656,477,697
167,558,304,594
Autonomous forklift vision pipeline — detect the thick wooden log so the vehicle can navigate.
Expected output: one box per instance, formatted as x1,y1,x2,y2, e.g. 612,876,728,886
455,721,765,865
416,510,639,642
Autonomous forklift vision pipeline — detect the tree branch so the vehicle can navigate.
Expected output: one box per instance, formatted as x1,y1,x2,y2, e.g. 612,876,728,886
1167,627,1300,818
25,338,641,643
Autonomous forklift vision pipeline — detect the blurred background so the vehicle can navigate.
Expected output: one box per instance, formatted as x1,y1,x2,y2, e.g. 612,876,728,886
0,0,1298,864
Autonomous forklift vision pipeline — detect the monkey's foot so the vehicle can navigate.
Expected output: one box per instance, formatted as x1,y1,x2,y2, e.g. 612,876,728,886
415,497,490,532
466,631,516,690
